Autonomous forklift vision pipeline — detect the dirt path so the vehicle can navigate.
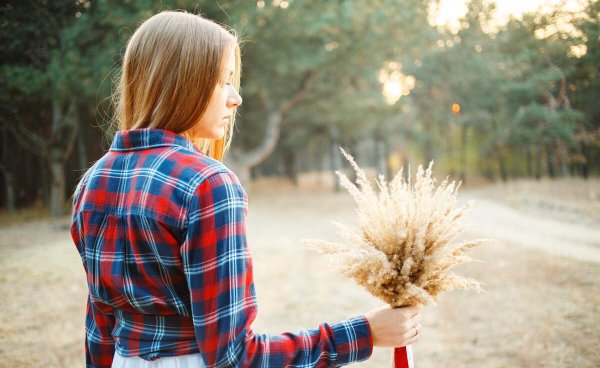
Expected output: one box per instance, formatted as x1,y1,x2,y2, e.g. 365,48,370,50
248,187,600,368
0,185,598,367
463,193,600,264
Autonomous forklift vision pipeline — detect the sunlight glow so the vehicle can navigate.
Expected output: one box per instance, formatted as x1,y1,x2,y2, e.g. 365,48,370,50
379,62,416,105
568,44,588,58
429,0,586,33
272,0,289,9
324,41,339,51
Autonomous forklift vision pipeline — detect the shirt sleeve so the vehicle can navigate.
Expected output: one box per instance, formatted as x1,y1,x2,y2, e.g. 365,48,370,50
85,293,116,368
181,170,373,367
71,181,116,368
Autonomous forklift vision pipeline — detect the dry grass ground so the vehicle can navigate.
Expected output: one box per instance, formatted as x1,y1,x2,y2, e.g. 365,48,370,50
1,177,599,367
473,177,600,227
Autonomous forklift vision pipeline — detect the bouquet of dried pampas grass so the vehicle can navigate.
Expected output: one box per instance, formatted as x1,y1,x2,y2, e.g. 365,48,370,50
302,148,487,368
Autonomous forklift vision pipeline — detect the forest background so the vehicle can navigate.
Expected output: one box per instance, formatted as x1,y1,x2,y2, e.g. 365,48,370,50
1,0,598,216
2,1,600,367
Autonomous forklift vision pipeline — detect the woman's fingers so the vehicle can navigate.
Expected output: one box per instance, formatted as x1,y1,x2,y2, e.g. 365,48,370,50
399,305,421,320
405,331,420,345
366,305,424,347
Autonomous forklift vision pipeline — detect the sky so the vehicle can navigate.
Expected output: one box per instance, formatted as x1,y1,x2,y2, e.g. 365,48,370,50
431,0,586,32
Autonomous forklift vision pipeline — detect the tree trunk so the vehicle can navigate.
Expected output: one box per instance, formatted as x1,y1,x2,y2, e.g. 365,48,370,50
47,99,78,216
1,170,16,212
490,117,507,181
497,152,508,182
510,151,519,178
320,139,330,187
225,112,280,189
555,137,568,177
283,148,297,185
459,125,467,182
447,119,456,177
568,162,575,176
225,72,318,189
0,128,17,212
534,144,542,179
526,145,533,178
580,142,589,179
545,143,555,178
49,146,66,216
77,121,89,170
39,157,50,206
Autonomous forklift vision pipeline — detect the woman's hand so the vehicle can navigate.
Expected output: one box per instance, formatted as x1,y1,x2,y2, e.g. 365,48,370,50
365,304,422,348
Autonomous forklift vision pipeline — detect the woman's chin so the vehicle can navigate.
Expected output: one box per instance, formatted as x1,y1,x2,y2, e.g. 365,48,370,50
195,128,225,141
211,127,226,140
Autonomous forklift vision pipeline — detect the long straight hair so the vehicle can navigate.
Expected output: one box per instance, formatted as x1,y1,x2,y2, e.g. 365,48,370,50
112,11,241,161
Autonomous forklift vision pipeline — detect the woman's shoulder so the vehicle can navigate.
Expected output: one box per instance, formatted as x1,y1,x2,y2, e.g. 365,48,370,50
172,149,238,185
176,153,247,211
158,149,246,204
73,147,237,200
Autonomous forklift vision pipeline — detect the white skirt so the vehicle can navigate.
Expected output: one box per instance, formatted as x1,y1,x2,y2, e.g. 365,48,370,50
112,351,205,368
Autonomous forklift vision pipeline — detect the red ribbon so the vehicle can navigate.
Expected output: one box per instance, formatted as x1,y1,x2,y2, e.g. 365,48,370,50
393,346,410,368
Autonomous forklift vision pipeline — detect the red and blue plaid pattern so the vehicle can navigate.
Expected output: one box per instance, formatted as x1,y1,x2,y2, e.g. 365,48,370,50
71,129,373,368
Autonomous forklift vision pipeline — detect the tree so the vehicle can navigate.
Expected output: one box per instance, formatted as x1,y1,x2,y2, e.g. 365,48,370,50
570,0,600,177
217,0,431,186
1,0,160,215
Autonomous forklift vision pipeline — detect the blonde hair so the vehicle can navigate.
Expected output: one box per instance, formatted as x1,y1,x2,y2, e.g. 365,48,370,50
113,10,241,161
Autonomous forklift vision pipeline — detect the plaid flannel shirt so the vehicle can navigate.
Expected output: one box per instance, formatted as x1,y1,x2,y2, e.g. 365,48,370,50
70,129,373,368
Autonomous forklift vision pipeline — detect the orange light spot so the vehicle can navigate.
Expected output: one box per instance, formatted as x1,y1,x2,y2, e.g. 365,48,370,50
452,103,461,115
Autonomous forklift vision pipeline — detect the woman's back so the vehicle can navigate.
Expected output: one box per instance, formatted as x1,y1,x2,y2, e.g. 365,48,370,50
72,128,373,367
72,128,253,362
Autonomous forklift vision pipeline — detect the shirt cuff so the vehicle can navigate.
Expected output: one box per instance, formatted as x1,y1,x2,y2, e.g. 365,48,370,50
330,315,374,365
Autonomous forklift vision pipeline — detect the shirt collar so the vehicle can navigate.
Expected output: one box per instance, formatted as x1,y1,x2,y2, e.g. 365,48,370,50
110,129,200,153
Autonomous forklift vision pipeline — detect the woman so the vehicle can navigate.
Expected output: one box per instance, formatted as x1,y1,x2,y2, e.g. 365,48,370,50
71,10,422,368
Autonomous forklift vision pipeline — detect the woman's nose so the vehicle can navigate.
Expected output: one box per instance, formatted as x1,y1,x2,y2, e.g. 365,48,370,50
227,89,242,108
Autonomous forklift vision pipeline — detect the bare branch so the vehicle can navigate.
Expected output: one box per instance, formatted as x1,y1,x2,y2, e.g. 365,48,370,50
279,70,318,116
10,124,48,157
62,118,80,161
559,74,570,108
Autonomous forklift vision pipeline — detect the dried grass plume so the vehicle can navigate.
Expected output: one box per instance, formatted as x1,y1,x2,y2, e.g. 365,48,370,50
303,148,487,307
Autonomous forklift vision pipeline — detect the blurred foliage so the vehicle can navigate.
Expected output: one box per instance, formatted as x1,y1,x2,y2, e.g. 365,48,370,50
0,0,598,212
